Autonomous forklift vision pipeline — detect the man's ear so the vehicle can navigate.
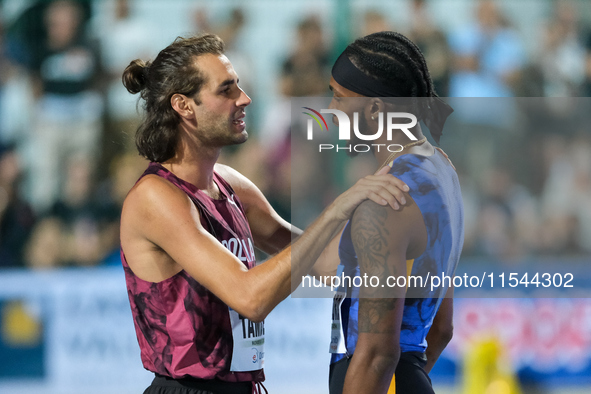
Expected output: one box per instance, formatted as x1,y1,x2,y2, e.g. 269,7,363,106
364,98,385,122
171,94,194,119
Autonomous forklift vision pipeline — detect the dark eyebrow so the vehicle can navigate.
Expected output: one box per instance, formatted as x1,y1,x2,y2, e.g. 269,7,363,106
329,84,343,96
218,78,238,89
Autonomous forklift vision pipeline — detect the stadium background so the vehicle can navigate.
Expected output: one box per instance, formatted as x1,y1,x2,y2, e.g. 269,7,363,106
1,0,591,393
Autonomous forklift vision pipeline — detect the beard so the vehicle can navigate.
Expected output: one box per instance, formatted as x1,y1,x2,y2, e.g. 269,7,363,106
198,112,248,148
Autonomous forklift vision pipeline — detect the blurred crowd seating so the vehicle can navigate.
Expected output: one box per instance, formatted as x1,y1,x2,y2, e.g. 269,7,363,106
0,0,591,269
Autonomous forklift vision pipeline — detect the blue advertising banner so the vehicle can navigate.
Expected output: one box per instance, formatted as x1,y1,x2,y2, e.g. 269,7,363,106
1,266,591,393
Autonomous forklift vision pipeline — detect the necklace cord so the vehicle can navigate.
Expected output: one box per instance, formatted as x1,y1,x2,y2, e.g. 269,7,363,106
378,137,427,170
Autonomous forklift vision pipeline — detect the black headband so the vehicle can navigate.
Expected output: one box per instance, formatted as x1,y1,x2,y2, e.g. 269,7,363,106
331,51,454,144
332,51,403,97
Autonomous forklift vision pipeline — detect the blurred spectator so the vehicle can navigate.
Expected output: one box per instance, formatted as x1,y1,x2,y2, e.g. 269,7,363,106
0,10,9,139
0,10,7,98
536,0,586,97
585,16,591,96
258,68,291,152
25,155,119,268
448,0,526,97
25,216,64,269
49,156,114,266
260,15,330,150
98,152,147,265
540,134,591,254
0,144,36,267
409,0,452,96
0,7,33,146
467,168,539,260
24,0,104,212
97,0,151,152
359,10,391,38
104,152,146,210
445,1,525,184
280,16,330,98
259,17,332,226
457,114,591,260
0,0,589,271
250,69,291,221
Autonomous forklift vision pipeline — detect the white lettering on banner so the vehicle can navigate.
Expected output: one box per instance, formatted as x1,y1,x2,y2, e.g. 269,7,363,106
0,269,154,390
221,237,255,262
4,269,591,391
50,279,154,387
448,298,591,373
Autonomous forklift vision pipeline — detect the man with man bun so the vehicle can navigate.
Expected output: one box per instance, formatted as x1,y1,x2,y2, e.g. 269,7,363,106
119,34,408,394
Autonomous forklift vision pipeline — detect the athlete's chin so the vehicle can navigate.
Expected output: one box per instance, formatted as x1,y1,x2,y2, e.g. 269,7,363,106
230,121,248,141
235,130,248,144
224,131,248,146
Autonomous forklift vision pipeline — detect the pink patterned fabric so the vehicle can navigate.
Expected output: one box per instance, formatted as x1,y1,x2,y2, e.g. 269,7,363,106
122,163,264,382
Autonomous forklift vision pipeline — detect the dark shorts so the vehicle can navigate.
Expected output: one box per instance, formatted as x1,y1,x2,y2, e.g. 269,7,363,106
144,374,253,394
329,352,434,394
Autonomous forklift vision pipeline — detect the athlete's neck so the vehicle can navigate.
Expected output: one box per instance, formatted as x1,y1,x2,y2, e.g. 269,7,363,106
161,130,221,193
373,124,429,167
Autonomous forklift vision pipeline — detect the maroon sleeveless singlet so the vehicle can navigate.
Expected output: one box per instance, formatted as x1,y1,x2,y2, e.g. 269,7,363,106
121,163,264,383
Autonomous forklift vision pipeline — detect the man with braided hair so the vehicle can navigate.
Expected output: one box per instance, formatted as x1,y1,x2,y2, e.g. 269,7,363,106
314,31,464,394
119,34,410,394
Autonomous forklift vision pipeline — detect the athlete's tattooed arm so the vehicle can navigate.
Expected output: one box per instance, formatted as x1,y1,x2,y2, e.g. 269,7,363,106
353,203,401,334
342,195,426,394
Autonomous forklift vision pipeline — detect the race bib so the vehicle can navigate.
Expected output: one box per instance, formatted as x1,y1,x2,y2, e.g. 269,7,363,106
329,289,347,354
229,308,265,371
330,264,347,354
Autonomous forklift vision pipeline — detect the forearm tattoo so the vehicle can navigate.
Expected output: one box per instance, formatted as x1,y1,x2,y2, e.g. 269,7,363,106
358,298,398,333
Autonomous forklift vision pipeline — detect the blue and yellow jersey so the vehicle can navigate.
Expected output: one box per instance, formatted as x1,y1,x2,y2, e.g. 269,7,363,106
331,150,464,363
